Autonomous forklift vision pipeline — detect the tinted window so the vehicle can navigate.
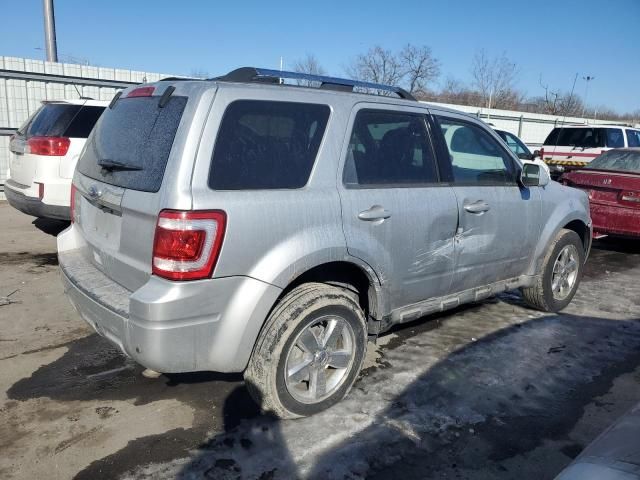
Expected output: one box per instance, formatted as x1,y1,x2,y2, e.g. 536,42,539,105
343,110,438,186
605,128,625,148
543,127,605,148
436,117,515,185
626,130,640,148
498,130,530,156
209,101,330,190
77,95,187,192
586,150,640,173
23,103,81,138
64,106,105,138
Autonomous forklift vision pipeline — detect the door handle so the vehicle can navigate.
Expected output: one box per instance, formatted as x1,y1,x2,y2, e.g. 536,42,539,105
358,205,391,221
463,200,490,214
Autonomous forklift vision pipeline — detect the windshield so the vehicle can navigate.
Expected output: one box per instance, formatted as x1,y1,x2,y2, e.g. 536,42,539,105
585,150,640,173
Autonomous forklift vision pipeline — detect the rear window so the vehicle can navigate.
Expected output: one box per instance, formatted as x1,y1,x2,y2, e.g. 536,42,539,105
586,150,640,173
77,95,187,193
209,100,330,190
543,128,605,148
16,103,105,139
19,103,80,138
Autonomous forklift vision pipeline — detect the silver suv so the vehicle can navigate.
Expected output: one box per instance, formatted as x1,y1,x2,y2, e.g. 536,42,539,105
58,68,592,418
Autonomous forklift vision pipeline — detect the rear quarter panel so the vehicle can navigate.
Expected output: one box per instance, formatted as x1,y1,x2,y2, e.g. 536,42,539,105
189,85,357,289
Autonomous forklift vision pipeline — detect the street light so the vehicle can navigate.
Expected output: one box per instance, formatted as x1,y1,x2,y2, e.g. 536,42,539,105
582,75,595,119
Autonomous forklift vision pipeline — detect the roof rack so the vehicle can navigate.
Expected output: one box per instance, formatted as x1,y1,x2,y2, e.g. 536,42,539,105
212,67,416,101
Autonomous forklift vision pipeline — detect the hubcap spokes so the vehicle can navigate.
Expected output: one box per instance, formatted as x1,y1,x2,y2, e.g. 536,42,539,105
285,316,355,404
551,245,579,300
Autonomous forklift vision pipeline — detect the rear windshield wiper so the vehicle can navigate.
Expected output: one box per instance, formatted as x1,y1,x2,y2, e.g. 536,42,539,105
98,159,143,171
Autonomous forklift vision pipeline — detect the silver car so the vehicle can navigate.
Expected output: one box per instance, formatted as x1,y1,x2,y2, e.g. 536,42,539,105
58,68,592,418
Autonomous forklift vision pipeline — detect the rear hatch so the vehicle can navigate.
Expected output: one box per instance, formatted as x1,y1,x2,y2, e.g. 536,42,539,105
73,84,198,292
9,102,82,187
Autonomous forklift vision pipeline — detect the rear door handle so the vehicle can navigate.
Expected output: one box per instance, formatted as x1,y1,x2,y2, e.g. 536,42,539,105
463,200,490,214
358,205,391,221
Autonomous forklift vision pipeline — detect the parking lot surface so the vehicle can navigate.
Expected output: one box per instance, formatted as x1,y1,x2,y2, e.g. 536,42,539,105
1,201,640,480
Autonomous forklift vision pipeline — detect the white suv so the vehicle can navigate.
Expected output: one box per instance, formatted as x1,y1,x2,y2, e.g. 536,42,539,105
6,99,108,220
540,124,640,175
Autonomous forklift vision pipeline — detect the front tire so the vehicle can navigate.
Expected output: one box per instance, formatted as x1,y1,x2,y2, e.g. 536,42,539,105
244,283,367,419
522,229,585,312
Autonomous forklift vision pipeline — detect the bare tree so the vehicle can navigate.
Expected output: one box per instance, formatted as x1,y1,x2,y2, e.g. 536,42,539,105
346,45,404,86
399,44,440,94
470,49,521,109
293,54,326,76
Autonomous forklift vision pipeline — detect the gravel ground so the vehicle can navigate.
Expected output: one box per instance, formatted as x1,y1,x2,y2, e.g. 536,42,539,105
1,201,639,480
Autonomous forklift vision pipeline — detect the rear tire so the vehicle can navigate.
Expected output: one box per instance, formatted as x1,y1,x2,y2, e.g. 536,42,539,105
522,229,584,312
244,283,367,419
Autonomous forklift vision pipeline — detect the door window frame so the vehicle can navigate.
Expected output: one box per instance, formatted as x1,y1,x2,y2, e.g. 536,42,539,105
428,111,520,186
340,105,446,190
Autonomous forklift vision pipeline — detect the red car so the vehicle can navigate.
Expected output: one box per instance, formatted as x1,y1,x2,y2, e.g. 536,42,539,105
562,148,640,239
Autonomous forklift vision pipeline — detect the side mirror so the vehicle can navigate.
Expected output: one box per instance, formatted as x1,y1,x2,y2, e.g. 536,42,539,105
518,152,533,160
520,162,542,187
532,149,541,159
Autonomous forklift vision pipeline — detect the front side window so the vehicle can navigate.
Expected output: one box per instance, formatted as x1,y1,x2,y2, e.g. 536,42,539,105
606,128,625,148
209,101,330,190
435,117,515,185
626,129,640,148
343,110,438,186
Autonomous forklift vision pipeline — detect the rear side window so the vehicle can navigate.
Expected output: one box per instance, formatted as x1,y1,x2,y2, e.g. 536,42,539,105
209,100,330,190
20,103,81,138
77,95,187,192
343,109,438,186
543,128,605,148
64,106,105,138
605,128,624,148
627,130,640,147
435,117,515,185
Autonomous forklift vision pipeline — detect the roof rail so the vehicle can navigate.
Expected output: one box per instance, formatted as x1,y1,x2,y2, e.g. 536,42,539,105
212,67,416,101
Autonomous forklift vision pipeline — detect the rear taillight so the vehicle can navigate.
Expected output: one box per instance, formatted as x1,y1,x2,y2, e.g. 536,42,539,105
27,136,70,156
152,210,226,281
539,148,544,160
70,184,77,223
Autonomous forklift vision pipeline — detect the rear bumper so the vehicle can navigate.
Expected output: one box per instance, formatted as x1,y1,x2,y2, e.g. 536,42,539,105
5,180,70,221
59,249,282,373
591,204,640,239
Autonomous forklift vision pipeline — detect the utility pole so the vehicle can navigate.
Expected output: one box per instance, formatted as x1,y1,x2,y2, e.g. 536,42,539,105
42,0,58,62
581,75,595,118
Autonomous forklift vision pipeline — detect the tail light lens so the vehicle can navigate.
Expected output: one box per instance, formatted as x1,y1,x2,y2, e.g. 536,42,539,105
152,210,226,281
539,148,544,160
27,136,70,156
70,184,77,223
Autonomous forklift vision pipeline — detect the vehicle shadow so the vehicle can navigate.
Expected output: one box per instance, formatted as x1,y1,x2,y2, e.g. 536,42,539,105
593,237,640,255
173,312,640,480
32,217,69,236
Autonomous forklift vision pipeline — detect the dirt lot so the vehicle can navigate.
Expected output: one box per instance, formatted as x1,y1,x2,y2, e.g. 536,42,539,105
1,200,640,480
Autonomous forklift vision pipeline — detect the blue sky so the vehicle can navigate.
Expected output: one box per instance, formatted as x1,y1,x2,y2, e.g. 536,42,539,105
1,0,638,112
